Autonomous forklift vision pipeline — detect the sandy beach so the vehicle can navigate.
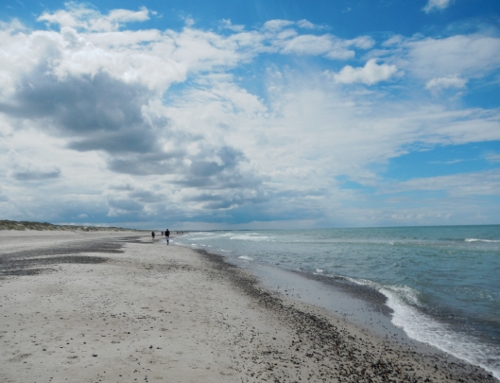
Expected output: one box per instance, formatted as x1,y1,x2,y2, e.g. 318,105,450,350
0,231,496,383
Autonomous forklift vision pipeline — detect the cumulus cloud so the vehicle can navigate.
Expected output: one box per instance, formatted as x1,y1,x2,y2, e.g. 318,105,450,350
129,189,164,203
1,3,500,227
2,70,151,139
405,34,500,80
38,3,150,32
279,33,374,60
107,177,137,191
8,152,62,182
107,197,144,215
346,36,375,50
0,9,265,212
332,59,398,85
11,168,61,181
175,147,261,190
280,34,349,59
262,20,294,31
107,151,186,176
297,19,316,29
0,69,174,181
220,19,245,32
423,0,453,13
425,75,467,91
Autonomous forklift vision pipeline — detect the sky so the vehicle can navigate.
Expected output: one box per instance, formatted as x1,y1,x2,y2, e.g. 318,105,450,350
0,0,499,230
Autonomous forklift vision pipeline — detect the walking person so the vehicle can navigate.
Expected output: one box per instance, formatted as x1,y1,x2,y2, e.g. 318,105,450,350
165,229,170,245
151,231,155,242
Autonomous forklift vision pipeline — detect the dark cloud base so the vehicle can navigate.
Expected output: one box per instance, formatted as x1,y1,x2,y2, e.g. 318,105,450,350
12,168,61,181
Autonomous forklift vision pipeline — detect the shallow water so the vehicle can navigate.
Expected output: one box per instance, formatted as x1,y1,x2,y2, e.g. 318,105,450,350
173,225,500,379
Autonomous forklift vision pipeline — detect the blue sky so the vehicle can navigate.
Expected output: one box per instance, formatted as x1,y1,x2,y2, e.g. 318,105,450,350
0,0,499,229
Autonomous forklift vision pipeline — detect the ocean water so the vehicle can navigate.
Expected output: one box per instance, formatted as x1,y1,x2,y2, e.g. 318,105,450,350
172,225,500,379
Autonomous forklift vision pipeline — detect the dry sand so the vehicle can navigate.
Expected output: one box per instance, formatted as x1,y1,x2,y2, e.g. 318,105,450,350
0,231,496,383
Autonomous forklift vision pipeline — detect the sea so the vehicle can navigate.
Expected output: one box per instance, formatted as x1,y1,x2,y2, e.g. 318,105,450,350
171,225,500,379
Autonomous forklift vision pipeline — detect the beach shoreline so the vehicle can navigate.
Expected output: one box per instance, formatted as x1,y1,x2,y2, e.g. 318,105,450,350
0,231,497,382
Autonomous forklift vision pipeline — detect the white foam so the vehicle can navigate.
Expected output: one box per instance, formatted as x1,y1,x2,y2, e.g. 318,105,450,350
341,277,500,379
238,255,254,261
229,233,272,241
465,238,500,243
184,231,273,242
184,232,232,241
380,285,500,380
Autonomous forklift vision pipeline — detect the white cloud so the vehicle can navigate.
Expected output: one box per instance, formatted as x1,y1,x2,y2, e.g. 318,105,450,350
394,170,500,197
426,75,467,91
423,0,453,13
405,34,500,80
1,3,500,227
108,7,150,23
486,153,500,163
220,19,245,32
347,36,375,50
383,35,403,46
279,33,374,60
183,16,195,27
297,19,315,29
262,20,294,31
332,59,398,85
38,3,150,32
280,34,348,57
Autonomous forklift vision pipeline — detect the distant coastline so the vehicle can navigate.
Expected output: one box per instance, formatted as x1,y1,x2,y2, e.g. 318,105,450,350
0,219,140,232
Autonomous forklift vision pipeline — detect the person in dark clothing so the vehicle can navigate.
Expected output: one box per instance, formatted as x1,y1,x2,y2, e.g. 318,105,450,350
151,231,155,242
165,229,170,245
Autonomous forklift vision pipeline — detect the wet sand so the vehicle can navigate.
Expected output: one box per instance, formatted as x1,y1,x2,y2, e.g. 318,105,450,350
0,231,497,382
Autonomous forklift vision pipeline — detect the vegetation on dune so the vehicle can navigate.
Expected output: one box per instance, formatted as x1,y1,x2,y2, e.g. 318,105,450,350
0,219,138,232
